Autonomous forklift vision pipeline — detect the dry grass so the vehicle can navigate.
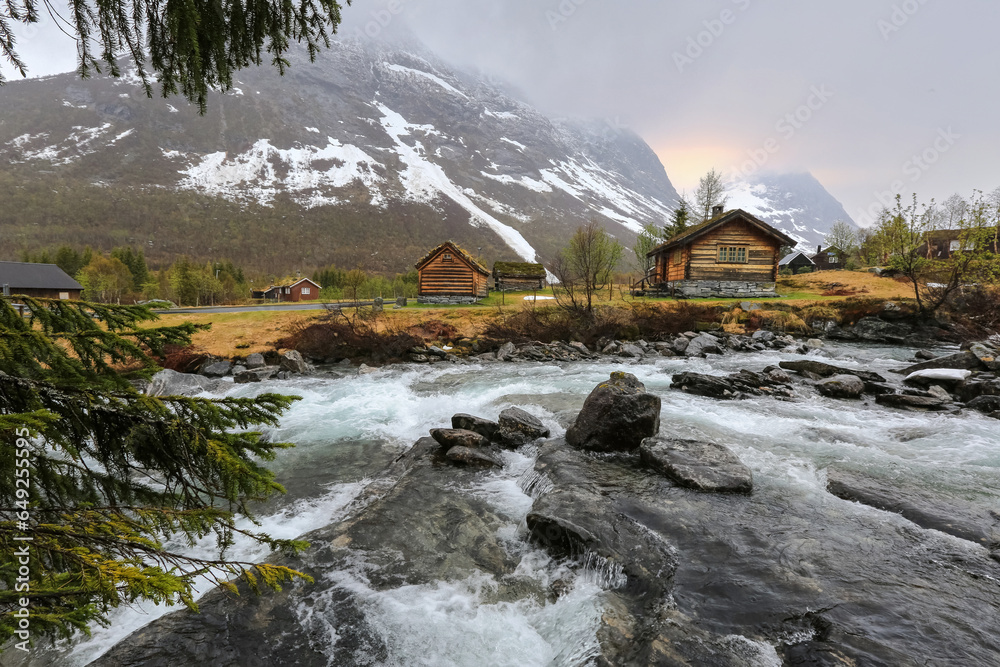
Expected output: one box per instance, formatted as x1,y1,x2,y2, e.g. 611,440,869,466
152,272,919,358
778,270,913,301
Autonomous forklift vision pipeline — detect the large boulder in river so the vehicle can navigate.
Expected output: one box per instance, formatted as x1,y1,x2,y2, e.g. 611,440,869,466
640,437,753,494
445,446,502,467
816,375,865,399
904,368,972,389
670,372,743,399
497,407,550,446
566,372,661,452
685,333,723,357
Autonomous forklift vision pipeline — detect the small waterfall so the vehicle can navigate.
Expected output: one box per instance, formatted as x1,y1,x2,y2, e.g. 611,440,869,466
517,468,554,499
578,552,628,590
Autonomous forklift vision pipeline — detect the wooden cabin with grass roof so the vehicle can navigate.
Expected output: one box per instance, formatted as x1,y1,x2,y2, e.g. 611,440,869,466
492,261,546,292
415,241,490,304
647,206,795,298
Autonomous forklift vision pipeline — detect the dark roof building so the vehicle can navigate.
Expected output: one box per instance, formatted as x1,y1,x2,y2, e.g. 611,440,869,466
492,261,546,292
254,278,321,302
810,245,845,271
0,261,83,299
779,251,817,274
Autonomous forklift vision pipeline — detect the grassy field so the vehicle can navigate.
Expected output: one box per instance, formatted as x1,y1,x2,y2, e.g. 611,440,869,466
157,271,917,358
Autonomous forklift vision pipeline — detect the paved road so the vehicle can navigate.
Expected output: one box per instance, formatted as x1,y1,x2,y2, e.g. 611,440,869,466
154,301,380,315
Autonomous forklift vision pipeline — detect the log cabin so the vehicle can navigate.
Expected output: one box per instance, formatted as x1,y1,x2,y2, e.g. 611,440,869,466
415,242,490,304
810,245,845,271
0,261,83,300
647,207,795,298
492,262,547,292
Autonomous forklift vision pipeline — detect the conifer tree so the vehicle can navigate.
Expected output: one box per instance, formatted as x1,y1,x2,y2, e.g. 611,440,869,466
0,0,350,112
0,297,306,649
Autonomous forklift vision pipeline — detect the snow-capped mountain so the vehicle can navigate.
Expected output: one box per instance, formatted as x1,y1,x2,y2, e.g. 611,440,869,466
0,38,855,271
0,39,681,270
726,172,858,251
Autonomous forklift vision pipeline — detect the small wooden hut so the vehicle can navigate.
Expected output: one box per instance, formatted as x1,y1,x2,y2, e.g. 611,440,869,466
415,242,490,304
778,251,816,275
492,261,546,292
810,245,845,271
646,207,795,298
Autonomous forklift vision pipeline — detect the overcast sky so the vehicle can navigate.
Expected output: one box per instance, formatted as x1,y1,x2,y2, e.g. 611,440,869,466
5,0,998,225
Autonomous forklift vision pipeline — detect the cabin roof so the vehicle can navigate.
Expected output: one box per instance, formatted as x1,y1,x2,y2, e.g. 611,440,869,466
415,241,489,275
0,261,83,290
266,278,321,290
647,209,797,257
779,251,816,266
492,261,546,278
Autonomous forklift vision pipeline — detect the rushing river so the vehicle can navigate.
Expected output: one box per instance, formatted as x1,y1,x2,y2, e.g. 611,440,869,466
23,342,1000,666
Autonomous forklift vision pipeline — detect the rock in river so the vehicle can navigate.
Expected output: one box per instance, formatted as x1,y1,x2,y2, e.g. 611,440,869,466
565,372,661,452
451,413,500,440
779,359,886,383
639,437,753,494
816,374,865,399
497,407,550,446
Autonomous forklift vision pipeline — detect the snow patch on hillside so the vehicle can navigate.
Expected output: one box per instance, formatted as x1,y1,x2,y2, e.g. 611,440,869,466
480,171,552,194
376,102,539,262
385,64,468,99
176,138,385,207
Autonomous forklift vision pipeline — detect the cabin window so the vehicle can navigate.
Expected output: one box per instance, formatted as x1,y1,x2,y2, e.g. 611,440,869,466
717,246,748,264
671,249,682,264
828,252,839,264
285,288,291,294
59,292,69,300
442,253,454,262
301,287,311,295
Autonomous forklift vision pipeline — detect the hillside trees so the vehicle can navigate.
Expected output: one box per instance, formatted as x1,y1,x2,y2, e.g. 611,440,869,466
664,199,691,240
0,0,351,112
0,297,306,648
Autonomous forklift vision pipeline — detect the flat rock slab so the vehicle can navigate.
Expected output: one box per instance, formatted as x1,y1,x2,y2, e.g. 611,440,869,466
430,428,490,450
876,394,949,411
779,360,886,383
826,468,999,549
445,445,502,467
904,368,972,388
898,350,982,375
451,413,499,440
639,437,753,494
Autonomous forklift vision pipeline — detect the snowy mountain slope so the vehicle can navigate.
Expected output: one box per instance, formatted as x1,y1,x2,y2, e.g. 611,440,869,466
0,39,681,267
726,172,858,251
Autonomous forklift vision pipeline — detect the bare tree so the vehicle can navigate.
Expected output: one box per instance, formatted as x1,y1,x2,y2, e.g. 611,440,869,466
825,220,859,263
632,223,661,280
554,222,624,316
695,168,729,221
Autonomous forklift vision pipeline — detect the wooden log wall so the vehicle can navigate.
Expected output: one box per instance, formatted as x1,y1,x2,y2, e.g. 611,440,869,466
418,250,489,297
687,221,779,282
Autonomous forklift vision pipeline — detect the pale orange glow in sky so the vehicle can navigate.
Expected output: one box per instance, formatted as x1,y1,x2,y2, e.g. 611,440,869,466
652,142,741,194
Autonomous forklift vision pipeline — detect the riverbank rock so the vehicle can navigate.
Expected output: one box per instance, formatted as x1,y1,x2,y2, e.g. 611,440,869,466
497,407,550,446
670,372,742,399
234,367,278,383
279,350,308,374
451,414,500,440
640,438,753,494
685,333,723,357
779,359,886,383
147,369,220,396
565,372,661,452
967,341,999,371
245,352,266,369
430,428,491,451
816,374,866,399
200,360,232,377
